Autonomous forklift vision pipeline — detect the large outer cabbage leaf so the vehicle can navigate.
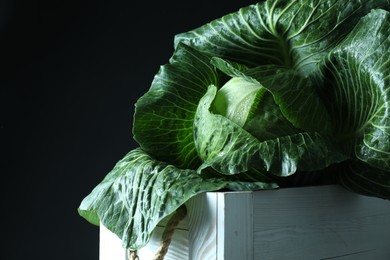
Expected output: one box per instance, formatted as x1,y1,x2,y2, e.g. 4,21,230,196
133,44,220,169
322,9,390,168
338,161,390,199
175,0,389,75
321,9,390,197
78,148,275,250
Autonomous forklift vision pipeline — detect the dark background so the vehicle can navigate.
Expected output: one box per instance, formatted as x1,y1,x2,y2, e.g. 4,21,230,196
1,1,257,259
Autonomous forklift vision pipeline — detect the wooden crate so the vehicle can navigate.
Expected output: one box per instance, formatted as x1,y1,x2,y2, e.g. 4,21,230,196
100,185,390,259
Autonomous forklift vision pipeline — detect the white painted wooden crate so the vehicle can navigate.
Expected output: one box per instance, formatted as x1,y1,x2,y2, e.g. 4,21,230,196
100,185,390,260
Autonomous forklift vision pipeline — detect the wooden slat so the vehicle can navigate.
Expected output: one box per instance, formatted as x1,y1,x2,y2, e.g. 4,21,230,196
217,192,253,260
99,224,126,260
252,185,390,260
187,193,218,259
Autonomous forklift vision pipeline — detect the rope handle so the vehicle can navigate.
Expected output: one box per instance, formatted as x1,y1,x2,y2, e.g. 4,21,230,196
127,205,187,260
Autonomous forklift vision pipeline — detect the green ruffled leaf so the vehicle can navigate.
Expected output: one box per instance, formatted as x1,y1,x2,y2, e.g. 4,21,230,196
322,9,390,170
194,85,348,176
212,59,333,134
210,75,300,141
78,148,275,250
133,44,220,169
175,0,390,76
336,160,390,200
243,89,300,141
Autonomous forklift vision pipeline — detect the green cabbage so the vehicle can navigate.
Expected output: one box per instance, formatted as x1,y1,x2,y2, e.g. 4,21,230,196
79,0,390,250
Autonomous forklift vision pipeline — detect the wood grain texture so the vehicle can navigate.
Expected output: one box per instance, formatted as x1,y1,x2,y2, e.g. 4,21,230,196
137,227,189,260
252,185,390,260
217,192,253,260
187,193,218,259
139,193,219,260
100,185,390,260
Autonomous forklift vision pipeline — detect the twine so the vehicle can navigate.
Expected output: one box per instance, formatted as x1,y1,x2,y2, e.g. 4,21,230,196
127,250,139,260
127,205,187,260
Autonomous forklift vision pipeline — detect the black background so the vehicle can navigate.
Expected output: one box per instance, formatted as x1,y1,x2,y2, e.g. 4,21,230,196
1,0,258,259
